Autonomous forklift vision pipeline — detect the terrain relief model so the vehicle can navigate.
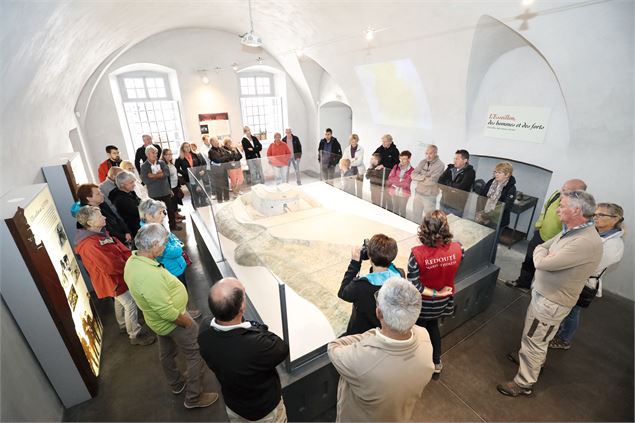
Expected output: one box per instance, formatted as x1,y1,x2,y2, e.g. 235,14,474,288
214,184,494,336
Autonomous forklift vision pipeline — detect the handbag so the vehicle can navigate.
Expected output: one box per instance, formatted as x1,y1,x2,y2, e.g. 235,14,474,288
182,250,192,266
576,269,606,308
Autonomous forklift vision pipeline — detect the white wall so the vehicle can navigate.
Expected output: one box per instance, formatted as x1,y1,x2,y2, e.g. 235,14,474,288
80,28,309,173
318,103,353,148
1,300,63,421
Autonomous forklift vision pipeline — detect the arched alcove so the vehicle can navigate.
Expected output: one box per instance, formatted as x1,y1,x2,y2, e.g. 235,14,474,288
318,101,352,146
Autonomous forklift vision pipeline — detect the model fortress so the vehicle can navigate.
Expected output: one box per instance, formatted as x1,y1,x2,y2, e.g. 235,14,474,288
214,184,494,338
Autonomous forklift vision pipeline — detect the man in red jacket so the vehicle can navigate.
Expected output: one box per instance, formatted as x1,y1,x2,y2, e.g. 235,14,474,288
75,206,154,346
97,145,122,182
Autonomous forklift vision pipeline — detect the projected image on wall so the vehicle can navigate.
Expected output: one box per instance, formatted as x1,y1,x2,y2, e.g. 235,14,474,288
355,58,431,129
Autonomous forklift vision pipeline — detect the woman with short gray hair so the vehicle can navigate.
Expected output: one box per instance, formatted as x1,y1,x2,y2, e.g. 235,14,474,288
134,221,169,252
109,171,142,237
138,198,200,318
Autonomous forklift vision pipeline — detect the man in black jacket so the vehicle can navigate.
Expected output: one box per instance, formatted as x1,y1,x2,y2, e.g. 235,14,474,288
372,134,400,210
437,149,476,217
198,278,289,422
241,126,264,185
283,128,303,185
134,134,162,173
317,128,342,182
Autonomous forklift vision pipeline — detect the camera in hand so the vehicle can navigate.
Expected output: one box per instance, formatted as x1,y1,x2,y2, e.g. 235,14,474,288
360,239,370,261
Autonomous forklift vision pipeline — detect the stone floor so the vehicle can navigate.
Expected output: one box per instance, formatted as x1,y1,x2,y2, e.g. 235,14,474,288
64,193,634,422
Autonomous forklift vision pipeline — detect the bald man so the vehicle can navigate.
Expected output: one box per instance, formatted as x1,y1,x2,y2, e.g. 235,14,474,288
198,278,289,422
506,179,587,289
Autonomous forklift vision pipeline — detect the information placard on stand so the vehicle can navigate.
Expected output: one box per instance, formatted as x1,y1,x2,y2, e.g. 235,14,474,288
1,184,102,408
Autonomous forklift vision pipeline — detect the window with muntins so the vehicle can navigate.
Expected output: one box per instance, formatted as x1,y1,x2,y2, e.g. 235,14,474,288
239,74,282,139
117,73,184,152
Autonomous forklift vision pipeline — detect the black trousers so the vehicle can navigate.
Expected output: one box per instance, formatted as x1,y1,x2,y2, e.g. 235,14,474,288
155,194,177,229
517,230,545,288
417,319,441,364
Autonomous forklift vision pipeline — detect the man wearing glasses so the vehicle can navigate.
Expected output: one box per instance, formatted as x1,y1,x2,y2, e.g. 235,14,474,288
498,190,602,397
505,178,587,290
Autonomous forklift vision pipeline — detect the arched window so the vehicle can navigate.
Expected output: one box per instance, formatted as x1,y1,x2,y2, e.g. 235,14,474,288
113,69,185,154
238,71,283,140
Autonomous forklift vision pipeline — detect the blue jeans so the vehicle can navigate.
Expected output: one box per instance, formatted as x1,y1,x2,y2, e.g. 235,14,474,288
555,305,582,343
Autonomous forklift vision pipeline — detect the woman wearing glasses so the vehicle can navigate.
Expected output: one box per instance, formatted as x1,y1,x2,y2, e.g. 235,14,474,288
138,199,201,318
549,203,625,350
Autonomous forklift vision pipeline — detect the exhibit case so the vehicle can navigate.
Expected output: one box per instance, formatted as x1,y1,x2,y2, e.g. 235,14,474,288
189,155,503,370
0,184,102,407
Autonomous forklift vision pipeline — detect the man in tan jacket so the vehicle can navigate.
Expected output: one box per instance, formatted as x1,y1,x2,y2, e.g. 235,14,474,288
498,191,602,397
411,144,445,221
328,277,435,422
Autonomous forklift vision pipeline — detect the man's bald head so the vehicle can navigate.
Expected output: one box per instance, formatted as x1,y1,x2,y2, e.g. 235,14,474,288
561,179,587,193
208,278,245,322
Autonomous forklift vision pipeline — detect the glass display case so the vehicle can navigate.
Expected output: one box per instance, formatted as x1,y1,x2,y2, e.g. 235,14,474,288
189,155,503,369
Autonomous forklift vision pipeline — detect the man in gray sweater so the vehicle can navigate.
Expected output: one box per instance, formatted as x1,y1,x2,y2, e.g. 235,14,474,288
497,190,602,397
140,145,179,230
411,144,444,222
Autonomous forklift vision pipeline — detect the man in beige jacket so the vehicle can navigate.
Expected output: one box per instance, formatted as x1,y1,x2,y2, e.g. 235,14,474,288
411,144,445,221
328,277,435,422
498,190,602,397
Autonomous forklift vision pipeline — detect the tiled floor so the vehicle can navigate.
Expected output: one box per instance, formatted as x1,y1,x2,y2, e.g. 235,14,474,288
64,193,634,422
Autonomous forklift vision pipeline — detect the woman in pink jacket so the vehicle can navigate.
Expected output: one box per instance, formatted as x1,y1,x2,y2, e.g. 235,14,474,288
387,150,414,218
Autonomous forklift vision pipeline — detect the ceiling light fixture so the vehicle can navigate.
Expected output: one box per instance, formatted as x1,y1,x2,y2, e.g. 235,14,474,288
522,0,535,6
241,0,263,47
232,62,239,71
201,75,210,84
365,28,374,41
296,48,304,58
257,57,264,65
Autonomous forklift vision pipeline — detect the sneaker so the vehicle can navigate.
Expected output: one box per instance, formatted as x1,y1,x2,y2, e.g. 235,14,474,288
497,381,533,397
184,392,219,409
549,337,571,350
434,362,443,374
130,333,156,346
504,279,530,291
188,309,202,319
171,381,186,395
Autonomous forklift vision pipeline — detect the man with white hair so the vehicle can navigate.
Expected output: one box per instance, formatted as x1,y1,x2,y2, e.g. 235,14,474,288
498,190,602,397
134,134,162,173
140,144,179,230
124,223,218,409
411,144,445,221
328,277,435,422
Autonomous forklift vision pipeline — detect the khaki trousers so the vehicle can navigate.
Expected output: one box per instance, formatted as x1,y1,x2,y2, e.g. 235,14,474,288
514,290,572,388
226,399,287,423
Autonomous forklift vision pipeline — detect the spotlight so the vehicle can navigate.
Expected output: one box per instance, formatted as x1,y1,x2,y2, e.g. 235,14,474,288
365,28,374,41
257,57,264,65
522,0,534,6
231,62,239,71
296,49,304,58
201,75,210,85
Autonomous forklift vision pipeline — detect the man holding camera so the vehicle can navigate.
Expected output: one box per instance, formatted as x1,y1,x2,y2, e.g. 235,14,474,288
198,278,289,422
338,234,404,335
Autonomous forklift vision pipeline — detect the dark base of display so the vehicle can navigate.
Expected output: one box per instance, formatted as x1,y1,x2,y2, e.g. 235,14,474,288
498,227,528,247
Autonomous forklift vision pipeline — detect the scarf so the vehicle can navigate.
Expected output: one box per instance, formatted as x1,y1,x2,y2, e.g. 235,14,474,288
485,178,508,212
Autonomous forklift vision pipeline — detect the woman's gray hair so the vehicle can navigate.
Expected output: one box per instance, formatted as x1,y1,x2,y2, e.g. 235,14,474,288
115,171,136,189
145,144,158,155
138,198,166,220
134,223,168,252
377,277,422,333
563,190,596,218
76,205,102,228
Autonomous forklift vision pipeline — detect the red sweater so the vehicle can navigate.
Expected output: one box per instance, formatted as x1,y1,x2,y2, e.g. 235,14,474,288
387,164,414,197
267,142,291,167
75,229,131,298
411,242,462,298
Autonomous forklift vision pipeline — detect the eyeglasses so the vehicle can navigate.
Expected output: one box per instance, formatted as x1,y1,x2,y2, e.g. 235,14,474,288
161,210,167,216
593,213,617,218
374,290,379,303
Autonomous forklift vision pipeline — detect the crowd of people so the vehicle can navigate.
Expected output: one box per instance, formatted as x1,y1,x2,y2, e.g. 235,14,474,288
77,132,625,422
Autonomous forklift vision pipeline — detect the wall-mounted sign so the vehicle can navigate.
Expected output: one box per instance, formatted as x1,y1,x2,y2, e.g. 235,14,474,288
484,105,551,144
199,112,230,137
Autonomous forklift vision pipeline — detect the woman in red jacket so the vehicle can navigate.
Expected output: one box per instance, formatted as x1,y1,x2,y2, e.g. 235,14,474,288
407,210,461,375
75,206,155,346
387,151,414,218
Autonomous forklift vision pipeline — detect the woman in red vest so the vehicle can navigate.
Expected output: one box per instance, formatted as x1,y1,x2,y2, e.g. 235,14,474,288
408,210,462,376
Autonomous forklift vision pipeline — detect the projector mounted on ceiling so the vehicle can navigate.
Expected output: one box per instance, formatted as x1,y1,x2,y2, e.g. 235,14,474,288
241,0,262,48
241,30,262,48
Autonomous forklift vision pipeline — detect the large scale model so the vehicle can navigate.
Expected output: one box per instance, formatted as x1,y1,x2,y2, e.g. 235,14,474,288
213,184,494,341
